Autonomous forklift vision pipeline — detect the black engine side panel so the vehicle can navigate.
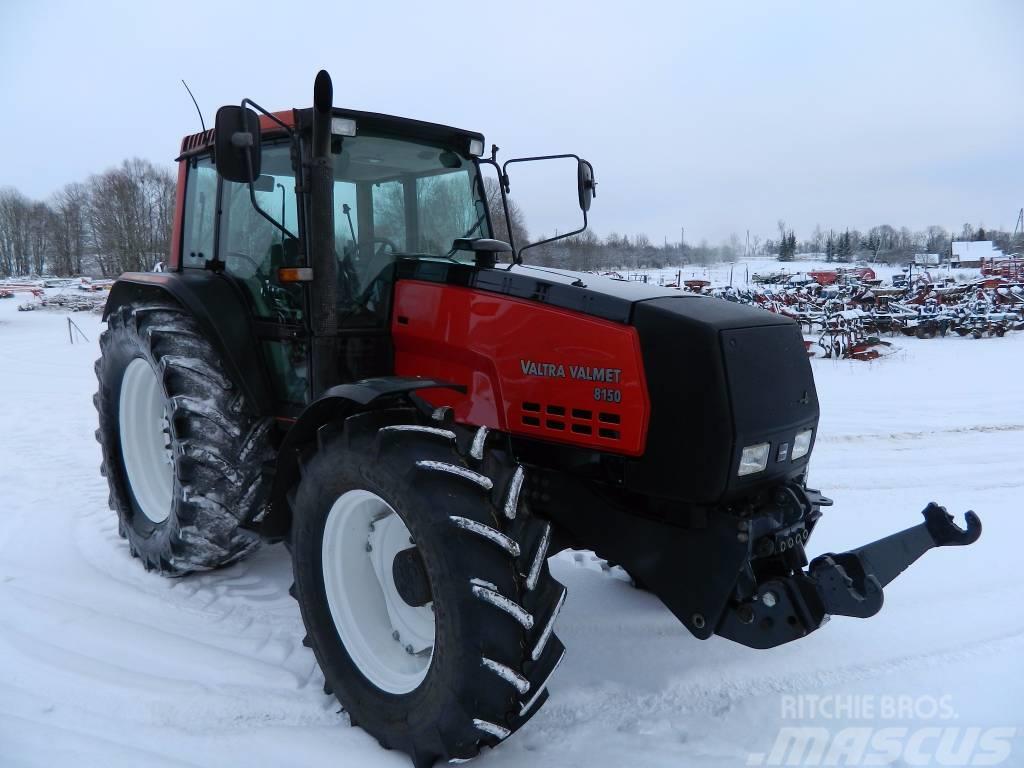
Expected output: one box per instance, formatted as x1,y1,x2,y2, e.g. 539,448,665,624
721,323,819,493
626,296,817,503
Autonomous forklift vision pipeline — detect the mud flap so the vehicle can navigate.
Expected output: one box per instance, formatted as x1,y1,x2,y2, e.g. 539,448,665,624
716,503,982,649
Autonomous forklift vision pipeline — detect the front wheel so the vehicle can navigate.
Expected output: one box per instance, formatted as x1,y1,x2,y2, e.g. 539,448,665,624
290,410,566,766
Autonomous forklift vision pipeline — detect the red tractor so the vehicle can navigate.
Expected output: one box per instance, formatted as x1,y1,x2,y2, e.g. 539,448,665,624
95,72,981,766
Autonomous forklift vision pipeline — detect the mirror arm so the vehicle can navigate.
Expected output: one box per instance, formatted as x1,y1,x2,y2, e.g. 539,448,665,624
243,148,297,242
517,209,588,262
248,183,297,241
501,152,582,172
235,97,302,245
477,154,519,263
240,98,294,137
501,153,591,265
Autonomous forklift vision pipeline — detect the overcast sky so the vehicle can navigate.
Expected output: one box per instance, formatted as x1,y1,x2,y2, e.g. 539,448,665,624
1,0,1021,245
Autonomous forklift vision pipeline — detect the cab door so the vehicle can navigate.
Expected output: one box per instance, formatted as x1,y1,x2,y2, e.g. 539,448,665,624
217,141,310,410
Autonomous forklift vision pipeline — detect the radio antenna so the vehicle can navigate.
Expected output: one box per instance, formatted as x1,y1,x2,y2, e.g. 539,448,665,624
181,79,206,132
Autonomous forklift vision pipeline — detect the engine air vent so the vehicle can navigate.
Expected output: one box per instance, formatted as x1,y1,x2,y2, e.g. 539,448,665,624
518,402,622,442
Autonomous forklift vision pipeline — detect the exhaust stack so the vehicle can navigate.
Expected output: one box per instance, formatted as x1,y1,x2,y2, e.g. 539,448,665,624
309,69,337,396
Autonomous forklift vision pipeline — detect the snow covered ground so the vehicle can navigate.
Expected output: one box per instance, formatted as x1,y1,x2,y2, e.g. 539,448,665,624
1,294,1022,767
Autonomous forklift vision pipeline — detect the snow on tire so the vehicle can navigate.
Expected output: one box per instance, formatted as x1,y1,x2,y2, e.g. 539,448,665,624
94,300,273,575
289,408,567,766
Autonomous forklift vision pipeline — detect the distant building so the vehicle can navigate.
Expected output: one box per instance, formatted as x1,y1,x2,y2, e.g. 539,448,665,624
951,240,1003,268
914,253,941,266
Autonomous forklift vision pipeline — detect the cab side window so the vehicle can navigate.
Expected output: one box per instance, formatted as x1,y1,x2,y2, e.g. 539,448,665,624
181,158,217,268
219,143,303,322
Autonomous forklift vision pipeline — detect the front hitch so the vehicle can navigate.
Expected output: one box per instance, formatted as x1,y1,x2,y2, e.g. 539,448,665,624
716,503,982,649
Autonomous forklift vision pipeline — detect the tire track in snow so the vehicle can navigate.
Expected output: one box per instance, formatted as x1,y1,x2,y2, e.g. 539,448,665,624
0,582,309,688
819,423,1024,443
528,622,1024,739
72,505,300,630
0,603,341,734
0,703,207,768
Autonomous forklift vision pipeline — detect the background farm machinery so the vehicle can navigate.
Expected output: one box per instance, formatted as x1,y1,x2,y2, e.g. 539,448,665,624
696,272,1024,359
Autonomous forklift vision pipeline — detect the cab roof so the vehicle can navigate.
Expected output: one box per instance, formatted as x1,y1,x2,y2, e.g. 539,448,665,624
179,107,484,160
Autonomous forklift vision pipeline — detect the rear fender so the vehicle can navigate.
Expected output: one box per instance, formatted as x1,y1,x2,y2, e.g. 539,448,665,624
104,272,274,414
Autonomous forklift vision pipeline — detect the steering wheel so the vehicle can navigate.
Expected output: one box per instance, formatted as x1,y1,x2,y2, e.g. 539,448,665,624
355,237,399,290
333,238,398,320
368,237,398,260
225,251,264,278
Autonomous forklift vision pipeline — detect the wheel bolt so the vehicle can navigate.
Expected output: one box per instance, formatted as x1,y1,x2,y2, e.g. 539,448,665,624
405,645,414,654
365,542,372,552
392,630,400,641
762,591,778,608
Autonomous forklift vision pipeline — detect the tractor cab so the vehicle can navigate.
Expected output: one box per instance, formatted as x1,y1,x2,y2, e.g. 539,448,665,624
203,114,493,320
176,107,495,405
173,80,595,411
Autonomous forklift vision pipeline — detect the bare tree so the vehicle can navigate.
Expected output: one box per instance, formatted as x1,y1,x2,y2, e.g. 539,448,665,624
925,225,949,257
50,182,89,276
86,158,175,275
810,224,825,255
27,202,52,275
0,188,32,277
483,177,529,251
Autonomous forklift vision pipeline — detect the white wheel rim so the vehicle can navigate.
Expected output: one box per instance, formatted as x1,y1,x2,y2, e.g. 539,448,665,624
322,489,435,694
118,357,174,525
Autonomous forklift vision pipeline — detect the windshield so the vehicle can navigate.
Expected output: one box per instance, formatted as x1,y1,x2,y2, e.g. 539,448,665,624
331,134,489,312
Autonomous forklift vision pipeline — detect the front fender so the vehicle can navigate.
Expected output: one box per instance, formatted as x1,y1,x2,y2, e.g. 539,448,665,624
258,377,464,541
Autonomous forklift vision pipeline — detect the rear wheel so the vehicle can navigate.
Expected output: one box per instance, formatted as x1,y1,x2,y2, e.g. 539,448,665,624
94,300,273,574
290,409,566,766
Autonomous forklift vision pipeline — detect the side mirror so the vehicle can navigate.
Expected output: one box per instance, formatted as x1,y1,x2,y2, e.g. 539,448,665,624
578,159,596,212
253,175,276,193
214,105,262,183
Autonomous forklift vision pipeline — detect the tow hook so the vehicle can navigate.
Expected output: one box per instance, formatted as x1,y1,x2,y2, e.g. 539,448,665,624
717,503,982,649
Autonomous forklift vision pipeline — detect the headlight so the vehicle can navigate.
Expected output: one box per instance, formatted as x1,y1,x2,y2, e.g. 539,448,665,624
331,117,357,137
792,428,813,460
738,442,771,476
790,430,815,460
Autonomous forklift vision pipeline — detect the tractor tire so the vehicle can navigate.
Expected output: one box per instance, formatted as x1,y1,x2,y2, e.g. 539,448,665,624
290,409,566,767
94,300,273,575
